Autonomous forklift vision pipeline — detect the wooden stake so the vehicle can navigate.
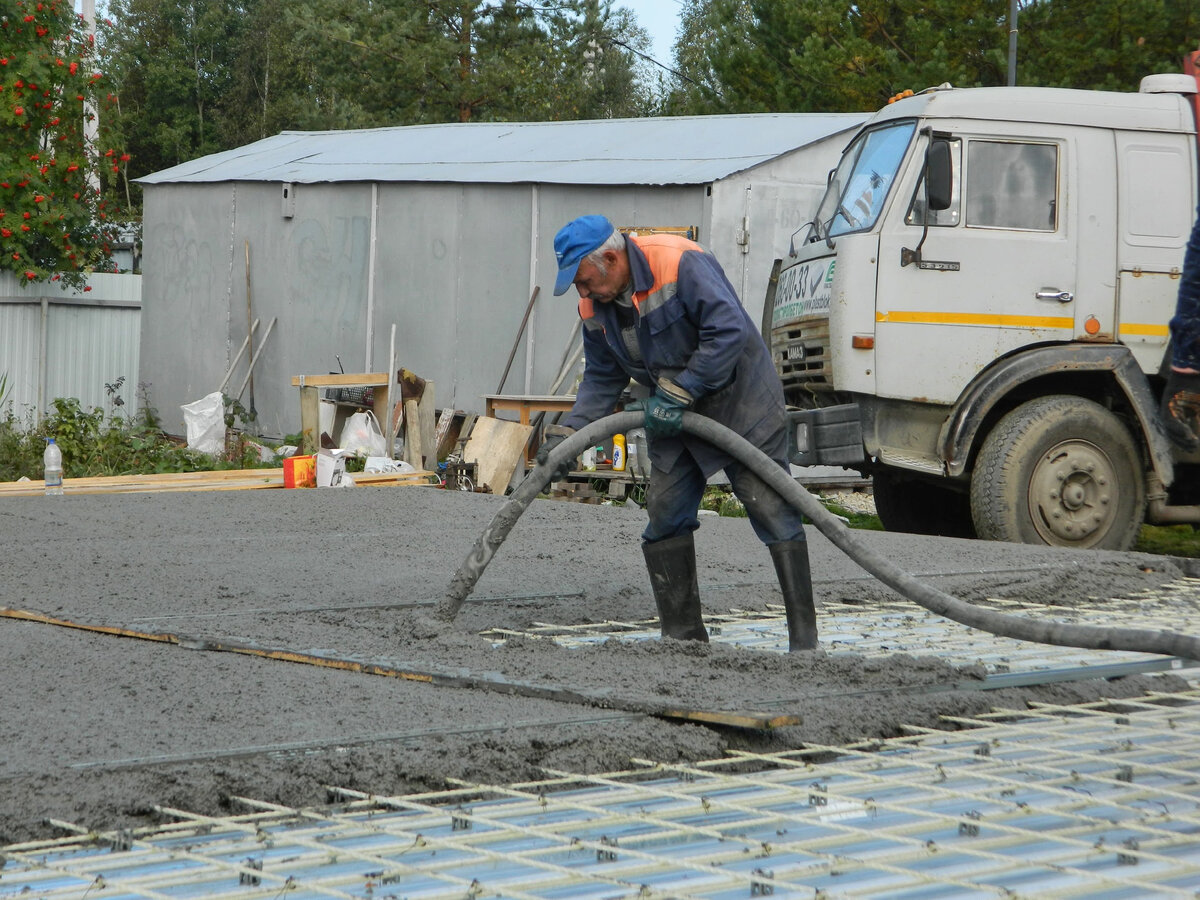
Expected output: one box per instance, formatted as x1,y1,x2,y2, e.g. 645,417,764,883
496,286,539,394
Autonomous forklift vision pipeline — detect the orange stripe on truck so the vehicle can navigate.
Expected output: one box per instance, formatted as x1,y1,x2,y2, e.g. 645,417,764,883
876,310,1074,329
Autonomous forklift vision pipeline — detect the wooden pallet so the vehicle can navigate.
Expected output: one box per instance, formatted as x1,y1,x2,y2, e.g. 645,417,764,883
547,481,605,504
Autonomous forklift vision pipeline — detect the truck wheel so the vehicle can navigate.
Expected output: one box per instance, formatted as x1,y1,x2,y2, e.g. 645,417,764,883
873,468,976,538
970,395,1145,550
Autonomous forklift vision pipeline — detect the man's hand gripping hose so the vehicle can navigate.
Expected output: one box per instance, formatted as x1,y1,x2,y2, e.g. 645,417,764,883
434,411,1200,660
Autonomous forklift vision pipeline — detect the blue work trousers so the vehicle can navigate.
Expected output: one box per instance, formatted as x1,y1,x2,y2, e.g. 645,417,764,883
1169,204,1200,370
643,451,806,546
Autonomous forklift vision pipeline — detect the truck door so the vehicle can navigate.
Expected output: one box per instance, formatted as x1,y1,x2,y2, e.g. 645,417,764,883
874,128,1106,406
1114,133,1196,374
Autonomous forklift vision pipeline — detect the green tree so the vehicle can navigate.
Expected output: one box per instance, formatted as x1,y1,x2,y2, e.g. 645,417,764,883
97,0,656,214
662,0,1198,115
664,0,1011,114
283,0,654,124
1019,0,1200,90
0,0,121,289
99,0,250,177
562,0,658,119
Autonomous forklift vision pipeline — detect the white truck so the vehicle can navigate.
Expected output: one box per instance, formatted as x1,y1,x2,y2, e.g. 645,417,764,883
772,60,1200,551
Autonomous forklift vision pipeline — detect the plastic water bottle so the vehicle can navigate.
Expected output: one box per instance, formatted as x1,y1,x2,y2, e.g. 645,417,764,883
43,438,63,495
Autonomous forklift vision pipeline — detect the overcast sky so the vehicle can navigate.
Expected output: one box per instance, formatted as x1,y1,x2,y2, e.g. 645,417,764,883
620,0,685,68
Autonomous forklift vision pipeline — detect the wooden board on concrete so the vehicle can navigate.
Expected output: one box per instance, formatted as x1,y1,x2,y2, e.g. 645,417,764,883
0,468,441,497
462,416,533,495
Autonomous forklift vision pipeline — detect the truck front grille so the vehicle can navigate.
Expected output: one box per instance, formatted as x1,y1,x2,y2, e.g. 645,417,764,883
772,318,831,391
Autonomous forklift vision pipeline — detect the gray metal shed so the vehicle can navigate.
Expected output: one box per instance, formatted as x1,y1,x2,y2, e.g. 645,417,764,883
137,113,867,441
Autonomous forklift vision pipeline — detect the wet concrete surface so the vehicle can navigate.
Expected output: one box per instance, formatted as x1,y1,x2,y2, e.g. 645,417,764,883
0,485,1192,842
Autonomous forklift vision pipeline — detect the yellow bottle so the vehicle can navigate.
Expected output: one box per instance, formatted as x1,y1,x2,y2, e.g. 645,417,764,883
611,433,627,471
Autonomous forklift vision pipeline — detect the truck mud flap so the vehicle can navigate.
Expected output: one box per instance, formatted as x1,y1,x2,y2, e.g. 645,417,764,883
788,404,865,467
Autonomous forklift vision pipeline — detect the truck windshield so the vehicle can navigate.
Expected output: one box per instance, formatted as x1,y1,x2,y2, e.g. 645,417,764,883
815,121,916,242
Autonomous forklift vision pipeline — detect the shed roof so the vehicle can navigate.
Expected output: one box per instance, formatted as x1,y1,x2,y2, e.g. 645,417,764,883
138,113,869,186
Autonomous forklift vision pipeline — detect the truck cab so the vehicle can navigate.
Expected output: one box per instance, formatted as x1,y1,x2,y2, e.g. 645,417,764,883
773,74,1200,550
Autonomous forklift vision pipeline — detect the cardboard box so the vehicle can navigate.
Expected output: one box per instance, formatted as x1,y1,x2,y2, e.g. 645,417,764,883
283,454,316,488
316,448,349,487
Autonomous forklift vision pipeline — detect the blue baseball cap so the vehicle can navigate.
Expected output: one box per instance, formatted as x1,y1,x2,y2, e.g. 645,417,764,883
553,215,615,295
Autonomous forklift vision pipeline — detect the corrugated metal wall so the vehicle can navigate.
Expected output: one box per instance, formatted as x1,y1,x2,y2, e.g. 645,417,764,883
0,273,141,424
138,132,851,442
140,180,707,440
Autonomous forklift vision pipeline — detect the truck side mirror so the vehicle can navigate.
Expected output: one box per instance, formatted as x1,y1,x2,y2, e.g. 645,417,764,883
926,139,952,211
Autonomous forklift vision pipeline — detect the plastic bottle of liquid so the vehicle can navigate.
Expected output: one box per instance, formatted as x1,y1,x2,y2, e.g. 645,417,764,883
611,434,626,471
44,438,63,496
582,446,597,471
628,428,649,476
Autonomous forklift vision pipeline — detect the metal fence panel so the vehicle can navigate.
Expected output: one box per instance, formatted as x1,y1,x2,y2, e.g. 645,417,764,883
0,273,141,423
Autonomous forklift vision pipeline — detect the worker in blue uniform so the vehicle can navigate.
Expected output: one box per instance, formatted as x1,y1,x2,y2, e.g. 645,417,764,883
1163,203,1200,450
538,215,818,651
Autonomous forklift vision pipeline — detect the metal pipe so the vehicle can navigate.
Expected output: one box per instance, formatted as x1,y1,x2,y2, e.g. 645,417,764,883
1007,0,1019,86
1147,495,1200,525
37,296,48,426
365,182,379,371
524,186,539,394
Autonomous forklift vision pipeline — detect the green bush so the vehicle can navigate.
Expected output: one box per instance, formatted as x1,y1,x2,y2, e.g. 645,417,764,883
0,383,275,482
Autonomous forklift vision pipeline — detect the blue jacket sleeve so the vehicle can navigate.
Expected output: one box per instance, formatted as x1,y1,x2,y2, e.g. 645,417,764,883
670,251,751,400
560,324,630,431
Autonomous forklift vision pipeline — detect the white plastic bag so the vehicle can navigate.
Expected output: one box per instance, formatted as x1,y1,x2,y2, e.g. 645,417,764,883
364,457,416,474
181,391,225,455
339,410,387,458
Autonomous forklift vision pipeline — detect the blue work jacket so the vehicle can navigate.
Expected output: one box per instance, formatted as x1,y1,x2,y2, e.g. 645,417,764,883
561,234,789,476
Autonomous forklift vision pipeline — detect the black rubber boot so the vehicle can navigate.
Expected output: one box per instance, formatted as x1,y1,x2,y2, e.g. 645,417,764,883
769,540,819,652
642,533,709,642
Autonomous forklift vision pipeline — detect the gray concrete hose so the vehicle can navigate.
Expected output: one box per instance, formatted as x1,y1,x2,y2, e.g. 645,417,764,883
436,411,1200,660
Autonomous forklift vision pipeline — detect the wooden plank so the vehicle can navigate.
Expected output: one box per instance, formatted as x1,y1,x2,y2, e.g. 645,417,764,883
350,471,441,487
299,384,320,454
462,416,533,495
0,467,441,496
433,408,457,461
0,469,281,489
402,398,422,469
290,373,390,388
418,381,436,469
659,708,802,730
0,606,796,730
0,470,282,496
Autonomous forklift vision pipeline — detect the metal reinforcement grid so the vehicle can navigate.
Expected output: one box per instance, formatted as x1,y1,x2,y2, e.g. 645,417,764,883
3,683,1200,898
488,576,1200,677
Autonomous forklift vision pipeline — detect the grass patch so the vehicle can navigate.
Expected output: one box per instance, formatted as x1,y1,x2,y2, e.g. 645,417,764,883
1135,523,1200,558
705,487,1196,557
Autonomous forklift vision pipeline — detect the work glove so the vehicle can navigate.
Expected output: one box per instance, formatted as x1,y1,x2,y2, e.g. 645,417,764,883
1160,370,1200,452
627,378,693,440
535,424,575,481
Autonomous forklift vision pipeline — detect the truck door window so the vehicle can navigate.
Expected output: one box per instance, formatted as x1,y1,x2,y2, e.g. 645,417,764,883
906,138,962,227
965,141,1058,231
817,121,916,241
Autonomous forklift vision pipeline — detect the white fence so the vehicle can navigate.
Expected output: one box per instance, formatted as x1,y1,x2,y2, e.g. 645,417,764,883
0,272,142,424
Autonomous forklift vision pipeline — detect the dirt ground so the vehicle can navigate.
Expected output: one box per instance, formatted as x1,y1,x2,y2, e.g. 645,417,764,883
0,484,1192,843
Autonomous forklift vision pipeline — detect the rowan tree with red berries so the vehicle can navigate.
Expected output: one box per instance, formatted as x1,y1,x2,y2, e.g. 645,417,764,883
1,0,124,290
